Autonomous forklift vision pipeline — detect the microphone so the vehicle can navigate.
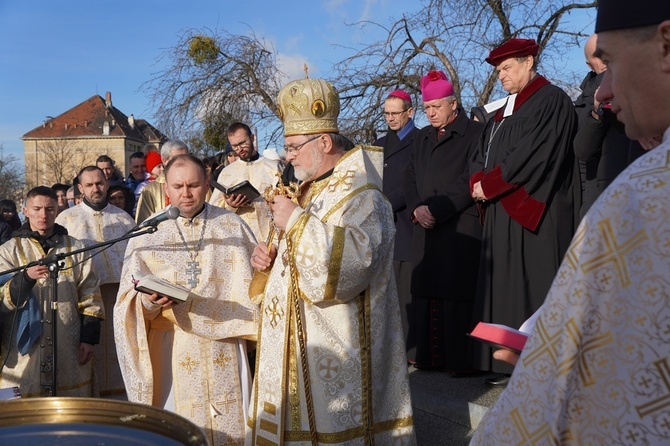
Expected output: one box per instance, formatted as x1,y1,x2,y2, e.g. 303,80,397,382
134,206,180,231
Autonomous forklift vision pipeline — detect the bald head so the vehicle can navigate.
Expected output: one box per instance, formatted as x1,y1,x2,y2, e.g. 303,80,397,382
585,34,607,74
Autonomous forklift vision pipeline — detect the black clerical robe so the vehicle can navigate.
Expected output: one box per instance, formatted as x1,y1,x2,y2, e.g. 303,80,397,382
469,75,581,373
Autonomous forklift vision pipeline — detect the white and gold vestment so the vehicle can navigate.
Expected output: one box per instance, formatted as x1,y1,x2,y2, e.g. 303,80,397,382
0,235,104,397
115,204,258,445
56,202,136,396
246,146,415,446
135,174,167,224
471,130,670,445
209,157,281,242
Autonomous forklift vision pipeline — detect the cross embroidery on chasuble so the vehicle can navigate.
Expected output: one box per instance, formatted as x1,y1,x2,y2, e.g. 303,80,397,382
327,169,355,192
581,219,648,288
636,358,670,418
510,408,556,444
265,296,284,328
215,392,238,415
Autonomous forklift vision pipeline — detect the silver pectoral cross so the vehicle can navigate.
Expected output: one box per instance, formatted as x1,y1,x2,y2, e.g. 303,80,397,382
185,261,202,288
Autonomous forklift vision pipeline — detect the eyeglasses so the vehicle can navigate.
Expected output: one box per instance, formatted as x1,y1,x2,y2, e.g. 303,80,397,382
230,138,251,150
383,110,408,118
284,134,322,155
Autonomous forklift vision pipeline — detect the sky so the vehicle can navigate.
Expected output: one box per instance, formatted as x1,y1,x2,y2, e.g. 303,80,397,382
0,0,594,170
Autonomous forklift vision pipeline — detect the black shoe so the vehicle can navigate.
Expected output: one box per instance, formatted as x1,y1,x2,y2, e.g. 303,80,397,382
485,374,511,387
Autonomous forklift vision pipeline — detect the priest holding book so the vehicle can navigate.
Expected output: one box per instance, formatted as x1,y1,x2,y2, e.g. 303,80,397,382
115,154,259,446
208,122,282,243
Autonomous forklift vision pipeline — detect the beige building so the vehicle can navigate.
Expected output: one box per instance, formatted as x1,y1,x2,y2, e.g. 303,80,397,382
22,91,167,188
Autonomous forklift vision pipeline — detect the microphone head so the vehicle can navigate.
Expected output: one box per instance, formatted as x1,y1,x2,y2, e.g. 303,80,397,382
167,206,181,220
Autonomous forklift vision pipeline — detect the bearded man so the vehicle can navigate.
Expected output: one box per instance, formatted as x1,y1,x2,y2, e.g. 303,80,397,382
56,166,136,397
246,78,415,445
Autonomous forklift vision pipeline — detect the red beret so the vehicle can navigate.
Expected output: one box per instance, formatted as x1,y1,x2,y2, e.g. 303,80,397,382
485,38,539,66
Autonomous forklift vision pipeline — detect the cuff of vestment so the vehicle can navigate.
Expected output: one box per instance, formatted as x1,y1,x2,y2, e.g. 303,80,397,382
285,207,305,233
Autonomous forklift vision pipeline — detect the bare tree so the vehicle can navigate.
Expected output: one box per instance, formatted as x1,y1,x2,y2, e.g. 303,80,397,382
31,139,97,187
144,28,286,152
332,0,597,142
145,1,596,147
0,145,25,201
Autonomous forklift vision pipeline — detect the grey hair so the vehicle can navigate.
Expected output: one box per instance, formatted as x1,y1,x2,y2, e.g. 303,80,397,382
160,139,189,161
324,133,354,152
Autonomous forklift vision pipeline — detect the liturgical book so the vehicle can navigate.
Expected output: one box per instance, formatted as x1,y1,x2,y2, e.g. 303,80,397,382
133,275,191,303
468,322,529,353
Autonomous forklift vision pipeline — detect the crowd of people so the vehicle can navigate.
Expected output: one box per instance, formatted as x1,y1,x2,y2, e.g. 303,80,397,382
0,1,668,444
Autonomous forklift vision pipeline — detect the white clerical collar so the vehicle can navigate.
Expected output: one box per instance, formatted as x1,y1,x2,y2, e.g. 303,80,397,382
483,95,518,118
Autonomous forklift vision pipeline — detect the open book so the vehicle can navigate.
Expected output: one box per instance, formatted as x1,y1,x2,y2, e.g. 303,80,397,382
211,180,261,202
468,322,529,353
133,274,191,303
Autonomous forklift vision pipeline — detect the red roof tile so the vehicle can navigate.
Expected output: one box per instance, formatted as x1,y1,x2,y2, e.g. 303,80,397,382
22,93,166,143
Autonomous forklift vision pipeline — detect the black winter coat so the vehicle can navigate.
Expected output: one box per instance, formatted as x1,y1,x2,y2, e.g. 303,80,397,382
375,125,417,262
403,111,484,300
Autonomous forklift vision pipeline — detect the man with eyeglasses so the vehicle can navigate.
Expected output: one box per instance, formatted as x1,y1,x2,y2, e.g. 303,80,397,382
403,70,484,374
373,90,418,363
469,38,580,387
209,122,280,242
246,77,415,445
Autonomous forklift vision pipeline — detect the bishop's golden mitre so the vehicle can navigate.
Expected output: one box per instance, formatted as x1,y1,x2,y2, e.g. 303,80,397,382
277,78,340,137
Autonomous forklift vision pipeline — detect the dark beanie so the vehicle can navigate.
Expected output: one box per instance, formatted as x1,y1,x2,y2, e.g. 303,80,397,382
596,0,670,33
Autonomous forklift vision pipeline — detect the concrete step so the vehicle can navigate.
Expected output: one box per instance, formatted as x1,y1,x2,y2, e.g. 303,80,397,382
409,367,505,445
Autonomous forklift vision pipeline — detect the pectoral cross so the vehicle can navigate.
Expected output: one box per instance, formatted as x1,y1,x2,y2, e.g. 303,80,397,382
185,261,201,288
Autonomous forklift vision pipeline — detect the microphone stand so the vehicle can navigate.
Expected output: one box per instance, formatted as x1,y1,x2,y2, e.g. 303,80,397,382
0,225,158,397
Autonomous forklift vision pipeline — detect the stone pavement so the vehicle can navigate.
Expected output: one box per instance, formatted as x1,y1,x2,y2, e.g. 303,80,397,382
408,366,505,445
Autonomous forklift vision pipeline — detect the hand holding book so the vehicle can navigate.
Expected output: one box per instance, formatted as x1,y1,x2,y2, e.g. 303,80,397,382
133,274,191,304
211,179,261,203
468,322,529,354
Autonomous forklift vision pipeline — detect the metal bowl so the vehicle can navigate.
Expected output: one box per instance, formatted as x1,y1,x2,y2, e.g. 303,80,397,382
0,397,209,445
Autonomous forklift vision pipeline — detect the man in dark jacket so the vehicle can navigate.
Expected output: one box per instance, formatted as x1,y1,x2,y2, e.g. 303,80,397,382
404,71,484,373
374,89,418,362
574,34,644,218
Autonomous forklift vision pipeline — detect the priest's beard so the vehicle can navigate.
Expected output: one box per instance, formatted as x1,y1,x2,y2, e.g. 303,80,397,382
293,146,324,182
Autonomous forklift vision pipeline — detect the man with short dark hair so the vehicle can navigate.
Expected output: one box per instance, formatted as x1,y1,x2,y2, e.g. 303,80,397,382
374,90,418,362
471,1,670,443
115,154,258,444
125,151,148,194
125,151,148,215
209,122,280,242
96,155,123,184
56,166,135,397
0,186,104,397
